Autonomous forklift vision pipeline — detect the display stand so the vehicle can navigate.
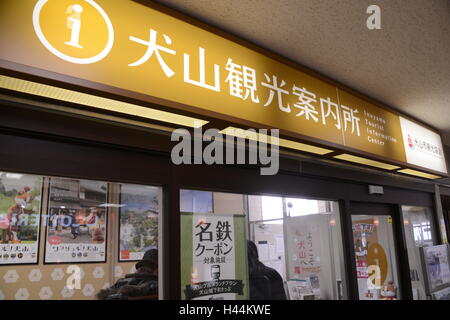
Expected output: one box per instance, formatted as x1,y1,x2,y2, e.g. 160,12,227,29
419,244,450,300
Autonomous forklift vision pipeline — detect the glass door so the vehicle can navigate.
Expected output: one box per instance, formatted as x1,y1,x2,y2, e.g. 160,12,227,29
351,211,401,300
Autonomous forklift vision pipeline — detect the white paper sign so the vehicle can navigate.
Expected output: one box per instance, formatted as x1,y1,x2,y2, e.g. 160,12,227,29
191,214,236,300
400,117,447,174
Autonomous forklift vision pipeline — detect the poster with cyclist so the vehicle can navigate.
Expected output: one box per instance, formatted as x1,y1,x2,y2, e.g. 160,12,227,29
0,172,42,265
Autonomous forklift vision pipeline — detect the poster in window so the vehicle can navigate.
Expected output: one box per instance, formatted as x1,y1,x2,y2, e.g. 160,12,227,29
45,177,108,263
421,244,450,293
119,184,159,261
180,212,249,300
352,219,378,279
286,215,323,278
0,172,42,264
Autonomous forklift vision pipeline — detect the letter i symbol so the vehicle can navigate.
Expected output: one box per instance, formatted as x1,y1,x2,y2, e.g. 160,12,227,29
65,4,83,48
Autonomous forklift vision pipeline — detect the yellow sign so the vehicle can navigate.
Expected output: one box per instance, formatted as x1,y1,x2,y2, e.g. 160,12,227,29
0,0,446,173
367,243,388,287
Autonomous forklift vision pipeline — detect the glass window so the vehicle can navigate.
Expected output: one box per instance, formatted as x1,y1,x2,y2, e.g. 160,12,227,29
261,196,283,220
283,198,346,300
180,190,347,300
402,206,437,300
286,198,331,217
250,196,346,300
0,171,162,300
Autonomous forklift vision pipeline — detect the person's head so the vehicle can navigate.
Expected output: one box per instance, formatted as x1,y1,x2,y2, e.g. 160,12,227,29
247,240,259,261
247,240,262,275
136,249,158,274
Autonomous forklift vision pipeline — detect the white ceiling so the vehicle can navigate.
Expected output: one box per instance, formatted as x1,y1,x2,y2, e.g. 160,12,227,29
152,0,450,146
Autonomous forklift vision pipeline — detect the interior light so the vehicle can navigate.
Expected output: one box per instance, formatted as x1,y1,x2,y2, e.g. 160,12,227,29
278,139,334,155
397,169,442,180
0,75,208,128
99,203,125,208
5,173,24,179
220,126,334,155
333,154,400,171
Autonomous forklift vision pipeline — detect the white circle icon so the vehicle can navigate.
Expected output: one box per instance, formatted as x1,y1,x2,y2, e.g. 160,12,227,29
33,0,114,64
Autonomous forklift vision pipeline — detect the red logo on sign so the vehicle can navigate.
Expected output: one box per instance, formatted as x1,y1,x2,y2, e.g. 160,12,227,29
121,250,130,260
408,134,414,149
48,236,62,245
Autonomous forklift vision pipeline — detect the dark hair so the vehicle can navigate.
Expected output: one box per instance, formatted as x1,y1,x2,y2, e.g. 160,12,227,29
247,240,259,260
136,249,158,269
247,240,265,276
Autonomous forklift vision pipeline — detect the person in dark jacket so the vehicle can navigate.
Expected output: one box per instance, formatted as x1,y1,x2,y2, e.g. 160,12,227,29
69,211,79,239
247,240,287,300
97,249,158,300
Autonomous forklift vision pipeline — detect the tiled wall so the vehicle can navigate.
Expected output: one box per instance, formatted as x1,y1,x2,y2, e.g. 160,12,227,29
0,246,135,300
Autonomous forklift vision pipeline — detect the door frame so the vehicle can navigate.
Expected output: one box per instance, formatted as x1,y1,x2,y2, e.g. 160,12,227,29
343,201,413,300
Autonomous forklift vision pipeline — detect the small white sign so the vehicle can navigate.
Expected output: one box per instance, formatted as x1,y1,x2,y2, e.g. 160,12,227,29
400,117,447,174
369,185,384,195
191,214,236,300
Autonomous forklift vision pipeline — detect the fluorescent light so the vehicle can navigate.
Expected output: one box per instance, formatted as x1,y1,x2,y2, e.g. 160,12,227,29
99,203,125,208
334,154,400,170
0,75,208,128
220,126,333,155
397,169,442,180
278,139,333,155
5,173,24,179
